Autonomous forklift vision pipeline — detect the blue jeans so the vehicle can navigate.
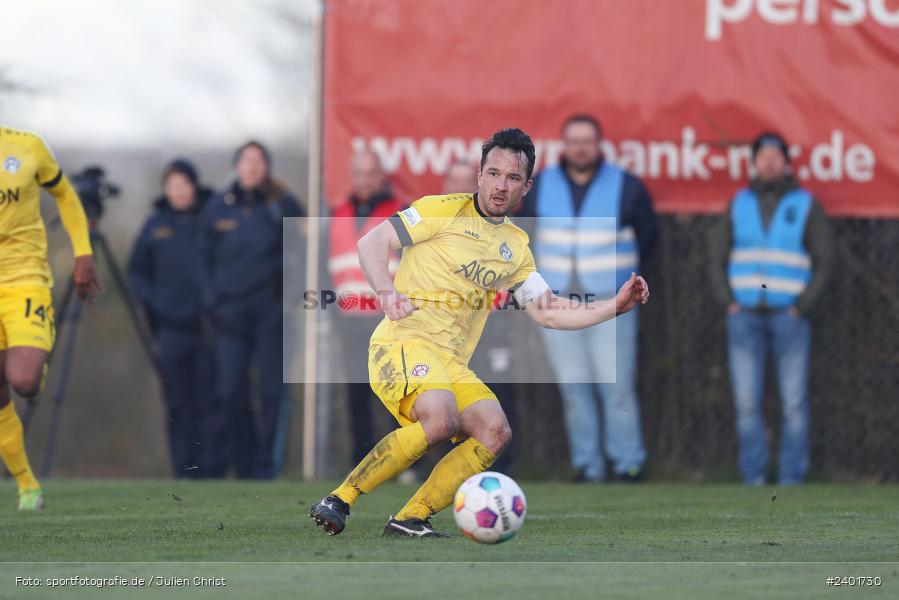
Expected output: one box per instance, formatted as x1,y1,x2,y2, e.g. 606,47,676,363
727,309,811,485
541,309,645,480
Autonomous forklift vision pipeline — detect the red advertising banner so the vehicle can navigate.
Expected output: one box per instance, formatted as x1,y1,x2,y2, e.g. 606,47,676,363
323,0,899,217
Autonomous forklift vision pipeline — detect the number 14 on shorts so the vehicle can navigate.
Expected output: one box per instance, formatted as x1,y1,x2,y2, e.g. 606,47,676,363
24,298,49,323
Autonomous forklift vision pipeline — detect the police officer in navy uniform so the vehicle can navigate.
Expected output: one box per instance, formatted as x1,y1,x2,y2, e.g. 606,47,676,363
199,141,304,479
129,159,219,478
709,131,833,485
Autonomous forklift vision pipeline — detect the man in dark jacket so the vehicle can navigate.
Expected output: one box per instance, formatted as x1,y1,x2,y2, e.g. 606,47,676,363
708,131,833,485
199,141,303,479
129,159,219,478
520,115,658,482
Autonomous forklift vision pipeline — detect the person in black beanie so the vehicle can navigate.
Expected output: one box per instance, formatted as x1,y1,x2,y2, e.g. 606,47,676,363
199,141,304,479
708,131,833,485
129,158,220,478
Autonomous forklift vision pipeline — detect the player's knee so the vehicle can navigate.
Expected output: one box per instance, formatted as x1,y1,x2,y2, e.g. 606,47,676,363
434,411,461,444
8,372,41,398
486,420,512,454
420,409,459,445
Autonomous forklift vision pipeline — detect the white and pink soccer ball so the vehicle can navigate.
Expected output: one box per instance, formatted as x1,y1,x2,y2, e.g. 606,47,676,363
453,471,527,544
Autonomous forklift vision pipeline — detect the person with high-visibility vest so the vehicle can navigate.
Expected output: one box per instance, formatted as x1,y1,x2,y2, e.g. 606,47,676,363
328,150,401,463
709,131,833,485
520,115,658,483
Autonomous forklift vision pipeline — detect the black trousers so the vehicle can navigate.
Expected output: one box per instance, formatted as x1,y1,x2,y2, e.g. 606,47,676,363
154,325,217,478
212,289,285,479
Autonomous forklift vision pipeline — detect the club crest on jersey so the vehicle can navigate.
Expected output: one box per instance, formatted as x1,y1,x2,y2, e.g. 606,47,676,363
3,156,20,174
499,241,513,262
410,363,430,377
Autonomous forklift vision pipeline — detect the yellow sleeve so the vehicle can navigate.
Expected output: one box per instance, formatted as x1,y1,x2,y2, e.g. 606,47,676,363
33,134,63,187
508,244,536,289
388,195,460,247
35,137,93,257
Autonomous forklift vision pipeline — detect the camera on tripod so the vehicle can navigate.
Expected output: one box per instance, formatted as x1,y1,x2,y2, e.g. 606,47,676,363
70,166,120,220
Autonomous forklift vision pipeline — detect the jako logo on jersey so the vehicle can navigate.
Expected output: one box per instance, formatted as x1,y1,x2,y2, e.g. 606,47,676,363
0,187,21,204
499,242,513,261
3,156,20,174
455,259,502,288
464,229,480,239
410,364,430,377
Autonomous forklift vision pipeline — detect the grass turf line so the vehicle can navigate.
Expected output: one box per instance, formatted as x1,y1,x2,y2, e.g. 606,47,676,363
1,481,897,599
1,481,896,562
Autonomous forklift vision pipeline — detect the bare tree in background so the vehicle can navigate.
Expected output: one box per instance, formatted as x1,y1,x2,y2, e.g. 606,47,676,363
0,67,35,108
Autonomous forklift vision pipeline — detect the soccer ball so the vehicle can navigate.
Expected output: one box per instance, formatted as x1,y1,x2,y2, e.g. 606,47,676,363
453,471,526,544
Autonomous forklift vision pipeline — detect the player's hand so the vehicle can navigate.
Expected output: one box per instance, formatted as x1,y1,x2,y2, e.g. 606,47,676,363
615,272,649,316
73,255,103,301
377,289,416,321
727,302,741,315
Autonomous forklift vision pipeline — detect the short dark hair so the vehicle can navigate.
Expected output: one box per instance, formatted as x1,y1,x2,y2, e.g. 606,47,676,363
480,128,536,180
561,114,603,138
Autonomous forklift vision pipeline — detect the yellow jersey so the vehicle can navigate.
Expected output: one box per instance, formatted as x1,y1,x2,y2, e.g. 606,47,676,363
0,126,92,288
373,193,535,363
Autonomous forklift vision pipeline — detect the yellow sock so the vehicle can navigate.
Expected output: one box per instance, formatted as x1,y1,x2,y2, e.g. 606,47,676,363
395,437,496,521
0,402,41,492
332,421,428,507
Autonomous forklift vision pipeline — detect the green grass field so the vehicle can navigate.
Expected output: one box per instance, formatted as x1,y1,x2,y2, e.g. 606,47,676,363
1,480,897,599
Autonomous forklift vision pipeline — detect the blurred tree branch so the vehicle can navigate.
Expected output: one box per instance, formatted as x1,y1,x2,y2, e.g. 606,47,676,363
0,66,36,110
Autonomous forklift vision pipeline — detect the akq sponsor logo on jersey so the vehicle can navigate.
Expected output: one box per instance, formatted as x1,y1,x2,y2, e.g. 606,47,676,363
454,259,508,289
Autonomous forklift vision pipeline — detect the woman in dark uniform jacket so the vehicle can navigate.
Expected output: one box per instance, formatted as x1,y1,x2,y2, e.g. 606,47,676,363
129,159,218,479
199,142,304,479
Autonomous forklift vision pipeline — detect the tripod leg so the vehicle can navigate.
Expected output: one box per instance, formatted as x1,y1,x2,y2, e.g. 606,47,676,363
94,235,159,372
51,276,77,354
39,296,82,478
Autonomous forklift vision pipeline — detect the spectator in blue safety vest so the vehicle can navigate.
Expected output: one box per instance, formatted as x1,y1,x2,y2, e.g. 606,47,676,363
199,141,304,479
128,159,219,478
520,115,658,482
709,131,833,485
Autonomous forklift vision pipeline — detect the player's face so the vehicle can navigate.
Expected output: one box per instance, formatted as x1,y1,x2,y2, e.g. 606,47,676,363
442,163,478,194
754,146,788,182
562,121,601,170
350,152,384,201
477,147,532,217
164,172,196,212
236,145,269,190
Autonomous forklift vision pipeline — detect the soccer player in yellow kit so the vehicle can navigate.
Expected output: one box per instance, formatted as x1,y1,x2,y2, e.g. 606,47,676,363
0,126,101,510
309,128,649,536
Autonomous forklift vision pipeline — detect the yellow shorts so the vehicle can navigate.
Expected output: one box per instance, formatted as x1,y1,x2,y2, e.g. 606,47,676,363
0,286,55,352
368,337,497,428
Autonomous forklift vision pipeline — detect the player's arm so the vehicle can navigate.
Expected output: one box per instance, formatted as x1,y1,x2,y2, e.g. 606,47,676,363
518,271,649,330
36,138,102,300
357,219,414,320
